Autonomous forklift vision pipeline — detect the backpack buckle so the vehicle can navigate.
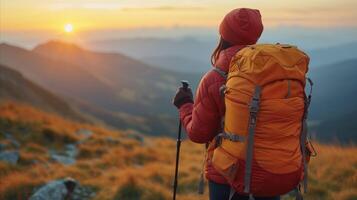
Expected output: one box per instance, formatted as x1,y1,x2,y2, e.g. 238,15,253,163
219,85,227,97
249,99,260,114
249,86,261,114
215,135,223,147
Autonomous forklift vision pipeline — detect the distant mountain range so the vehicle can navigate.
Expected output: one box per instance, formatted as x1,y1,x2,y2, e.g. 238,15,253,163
0,41,200,136
84,37,215,73
32,41,200,113
84,38,357,74
0,64,88,122
307,42,357,67
143,55,209,73
84,37,214,61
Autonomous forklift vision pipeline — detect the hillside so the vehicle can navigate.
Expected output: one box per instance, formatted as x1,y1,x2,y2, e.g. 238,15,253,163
0,102,205,200
0,64,87,122
0,42,201,136
0,43,119,110
0,102,356,200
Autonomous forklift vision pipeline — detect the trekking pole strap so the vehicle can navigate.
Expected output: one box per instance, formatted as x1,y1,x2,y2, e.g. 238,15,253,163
244,86,262,193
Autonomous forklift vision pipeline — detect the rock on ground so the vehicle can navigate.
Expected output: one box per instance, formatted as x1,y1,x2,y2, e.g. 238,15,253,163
0,150,19,164
49,144,78,165
30,178,77,200
30,178,96,200
50,154,76,165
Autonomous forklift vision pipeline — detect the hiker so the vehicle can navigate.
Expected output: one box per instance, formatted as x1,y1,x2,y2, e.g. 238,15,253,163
173,8,280,200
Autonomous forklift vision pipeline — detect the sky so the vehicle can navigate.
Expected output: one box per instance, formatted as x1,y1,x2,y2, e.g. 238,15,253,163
1,0,357,47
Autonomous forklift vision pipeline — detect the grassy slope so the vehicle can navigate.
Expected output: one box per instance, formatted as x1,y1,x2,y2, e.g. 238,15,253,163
0,102,356,200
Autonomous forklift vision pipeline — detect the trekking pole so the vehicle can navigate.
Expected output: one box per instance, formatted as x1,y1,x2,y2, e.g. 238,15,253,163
173,80,189,200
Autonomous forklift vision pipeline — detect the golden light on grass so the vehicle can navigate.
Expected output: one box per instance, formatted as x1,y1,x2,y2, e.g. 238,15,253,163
64,23,73,33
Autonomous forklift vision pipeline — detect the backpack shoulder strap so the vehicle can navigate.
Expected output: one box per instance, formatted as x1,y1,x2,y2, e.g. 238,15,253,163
212,67,228,79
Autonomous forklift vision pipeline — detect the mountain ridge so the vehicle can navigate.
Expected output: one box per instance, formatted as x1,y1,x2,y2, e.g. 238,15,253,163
0,64,89,122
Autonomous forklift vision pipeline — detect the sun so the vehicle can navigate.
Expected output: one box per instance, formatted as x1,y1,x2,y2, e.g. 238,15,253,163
64,24,73,33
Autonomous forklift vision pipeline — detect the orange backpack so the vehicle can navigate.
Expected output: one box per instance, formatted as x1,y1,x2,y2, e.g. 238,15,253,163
210,44,315,198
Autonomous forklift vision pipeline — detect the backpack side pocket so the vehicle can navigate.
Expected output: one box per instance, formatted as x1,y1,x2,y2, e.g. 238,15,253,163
212,146,239,183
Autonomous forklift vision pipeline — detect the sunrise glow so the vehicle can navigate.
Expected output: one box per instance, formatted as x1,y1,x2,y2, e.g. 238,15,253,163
64,24,73,33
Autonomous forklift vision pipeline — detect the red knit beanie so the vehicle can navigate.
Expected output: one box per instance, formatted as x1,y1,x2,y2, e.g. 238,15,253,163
219,8,264,45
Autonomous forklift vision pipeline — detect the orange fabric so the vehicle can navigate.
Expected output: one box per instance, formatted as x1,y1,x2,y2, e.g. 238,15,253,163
212,44,310,195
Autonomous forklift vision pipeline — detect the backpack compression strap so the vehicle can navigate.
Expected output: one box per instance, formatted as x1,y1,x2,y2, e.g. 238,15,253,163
244,86,262,194
300,78,313,193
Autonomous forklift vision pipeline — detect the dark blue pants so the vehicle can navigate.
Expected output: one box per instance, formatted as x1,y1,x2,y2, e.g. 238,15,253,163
209,181,280,200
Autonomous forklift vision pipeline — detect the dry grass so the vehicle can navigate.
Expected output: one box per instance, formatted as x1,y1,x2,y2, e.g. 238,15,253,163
305,145,357,200
0,101,356,200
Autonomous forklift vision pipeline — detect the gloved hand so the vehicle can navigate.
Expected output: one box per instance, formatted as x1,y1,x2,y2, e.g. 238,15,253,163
172,87,193,109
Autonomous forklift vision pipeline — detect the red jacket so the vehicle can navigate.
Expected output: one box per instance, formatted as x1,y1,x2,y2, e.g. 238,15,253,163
179,45,245,184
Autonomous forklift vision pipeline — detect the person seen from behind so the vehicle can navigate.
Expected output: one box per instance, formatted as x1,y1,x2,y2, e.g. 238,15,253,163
173,8,280,200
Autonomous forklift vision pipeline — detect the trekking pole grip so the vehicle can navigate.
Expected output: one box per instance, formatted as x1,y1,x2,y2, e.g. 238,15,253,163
181,80,189,90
